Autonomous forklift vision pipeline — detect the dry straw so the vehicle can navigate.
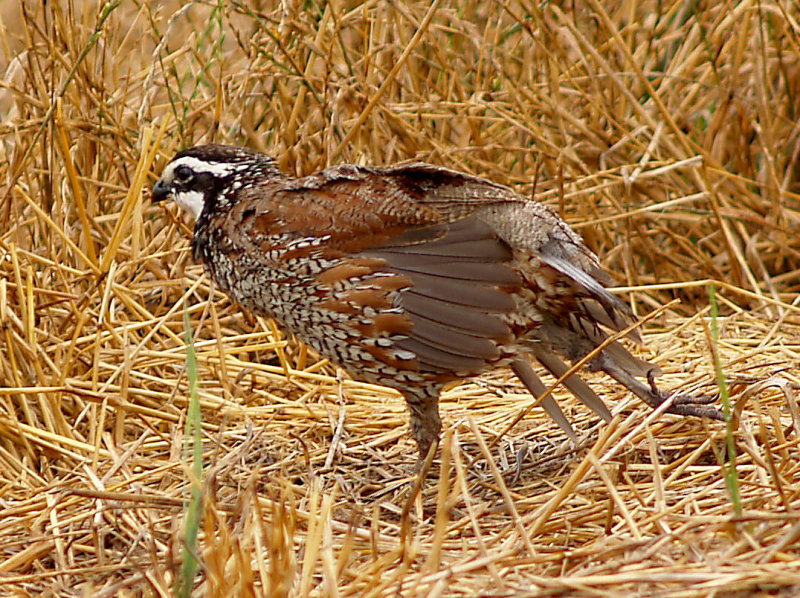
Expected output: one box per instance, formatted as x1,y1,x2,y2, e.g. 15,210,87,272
0,0,799,596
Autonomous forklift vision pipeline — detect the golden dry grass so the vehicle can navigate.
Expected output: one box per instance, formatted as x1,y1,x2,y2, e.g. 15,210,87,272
1,0,799,595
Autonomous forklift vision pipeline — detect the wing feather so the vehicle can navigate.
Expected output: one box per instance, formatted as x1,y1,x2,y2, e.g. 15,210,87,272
356,217,519,373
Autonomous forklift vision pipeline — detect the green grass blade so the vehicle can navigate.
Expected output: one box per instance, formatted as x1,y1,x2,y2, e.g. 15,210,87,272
709,284,741,517
175,304,204,598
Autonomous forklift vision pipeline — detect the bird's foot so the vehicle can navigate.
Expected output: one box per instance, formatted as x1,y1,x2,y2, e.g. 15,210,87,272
647,370,725,421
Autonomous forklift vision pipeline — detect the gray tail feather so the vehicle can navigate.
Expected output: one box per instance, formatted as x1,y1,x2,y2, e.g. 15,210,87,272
531,347,613,422
514,320,665,435
511,359,578,441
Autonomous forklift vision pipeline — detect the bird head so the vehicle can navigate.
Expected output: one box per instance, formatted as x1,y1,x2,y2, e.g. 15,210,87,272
152,144,281,220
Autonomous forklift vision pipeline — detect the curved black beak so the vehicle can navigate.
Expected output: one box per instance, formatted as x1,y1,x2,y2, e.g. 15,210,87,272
152,178,171,203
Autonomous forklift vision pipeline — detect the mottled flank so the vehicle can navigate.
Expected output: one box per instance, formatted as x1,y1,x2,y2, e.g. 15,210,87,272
153,144,722,461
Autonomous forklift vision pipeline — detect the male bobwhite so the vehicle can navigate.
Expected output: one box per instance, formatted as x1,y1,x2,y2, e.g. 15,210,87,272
153,144,720,462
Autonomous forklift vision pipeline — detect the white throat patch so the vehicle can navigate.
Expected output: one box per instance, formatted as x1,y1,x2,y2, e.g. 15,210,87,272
173,190,205,220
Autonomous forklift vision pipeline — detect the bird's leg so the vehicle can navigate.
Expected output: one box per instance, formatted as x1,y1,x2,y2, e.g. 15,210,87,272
405,393,442,467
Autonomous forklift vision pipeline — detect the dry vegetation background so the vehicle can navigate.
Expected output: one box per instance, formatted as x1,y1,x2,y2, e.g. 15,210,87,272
1,0,800,595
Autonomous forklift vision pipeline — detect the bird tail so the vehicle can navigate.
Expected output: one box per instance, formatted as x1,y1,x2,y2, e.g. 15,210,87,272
513,324,666,437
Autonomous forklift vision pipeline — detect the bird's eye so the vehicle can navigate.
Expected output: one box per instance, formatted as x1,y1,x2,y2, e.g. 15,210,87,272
174,165,194,183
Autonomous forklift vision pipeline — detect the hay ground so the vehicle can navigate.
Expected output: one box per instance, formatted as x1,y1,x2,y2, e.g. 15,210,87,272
1,0,800,596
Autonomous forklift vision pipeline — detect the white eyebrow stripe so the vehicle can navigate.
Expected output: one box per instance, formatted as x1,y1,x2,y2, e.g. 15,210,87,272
164,156,250,181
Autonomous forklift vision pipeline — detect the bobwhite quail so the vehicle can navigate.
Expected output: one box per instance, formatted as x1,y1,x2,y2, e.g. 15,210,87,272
153,144,721,461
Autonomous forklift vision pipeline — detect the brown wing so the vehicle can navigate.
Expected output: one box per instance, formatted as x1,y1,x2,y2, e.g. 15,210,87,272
355,217,521,373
